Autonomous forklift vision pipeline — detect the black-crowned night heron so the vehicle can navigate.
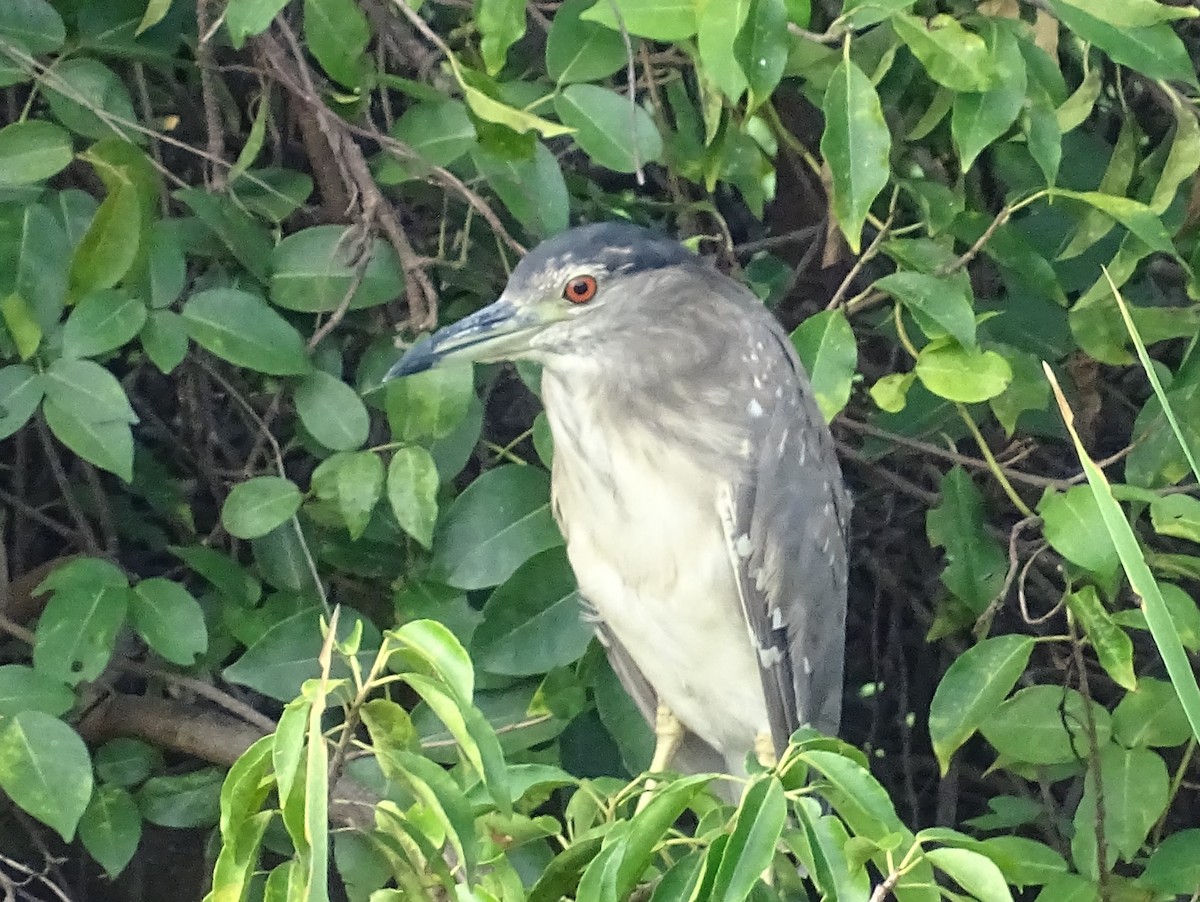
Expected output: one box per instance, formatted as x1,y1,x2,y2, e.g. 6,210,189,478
386,222,849,791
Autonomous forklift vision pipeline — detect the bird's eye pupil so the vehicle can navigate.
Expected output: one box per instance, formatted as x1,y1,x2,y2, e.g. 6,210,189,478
564,275,597,304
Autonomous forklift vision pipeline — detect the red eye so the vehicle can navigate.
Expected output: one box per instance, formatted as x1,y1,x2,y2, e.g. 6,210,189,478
563,275,597,304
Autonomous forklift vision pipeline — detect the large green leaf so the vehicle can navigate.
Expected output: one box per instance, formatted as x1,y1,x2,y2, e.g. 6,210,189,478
221,476,304,540
374,101,477,183
790,309,856,422
950,20,1025,171
42,357,137,423
580,0,699,40
129,578,208,666
1038,485,1120,580
0,363,43,439
270,225,405,313
1112,678,1192,749
0,664,74,718
33,583,128,685
472,141,569,237
311,450,383,540
1072,744,1168,874
1065,586,1136,691
224,0,289,47
45,58,138,140
0,712,93,841
472,548,591,676
892,14,997,92
926,467,1006,615
386,360,474,442
820,53,891,254
875,272,976,350
915,342,1012,403
927,634,1034,773
182,288,312,375
547,0,633,85
294,370,369,451
61,288,146,358
0,120,73,185
43,397,134,481
980,685,1111,765
303,0,369,88
732,0,787,110
79,785,141,878
709,776,787,902
1045,0,1197,85
696,0,751,100
387,445,439,549
554,85,663,174
0,0,66,53
477,0,526,75
431,464,564,589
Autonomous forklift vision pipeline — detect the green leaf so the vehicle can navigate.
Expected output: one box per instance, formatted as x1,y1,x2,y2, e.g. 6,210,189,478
137,768,223,828
294,370,369,451
554,84,663,174
42,357,136,423
976,835,1067,887
1044,0,1197,85
311,450,383,540
95,738,160,787
175,188,274,282
374,101,477,183
0,664,74,717
1149,493,1200,541
432,464,563,589
1150,101,1200,215
182,288,312,376
697,0,751,100
579,0,699,41
303,0,370,88
875,272,976,349
472,548,591,676
950,21,1025,171
457,74,574,139
79,785,141,877
269,224,405,312
1072,745,1168,873
224,608,379,701
0,0,66,53
386,361,473,442
1141,829,1200,895
169,544,262,606
62,289,147,358
926,467,1006,615
1112,678,1192,749
732,0,788,111
869,372,914,413
1066,586,1136,691
982,685,1111,766
472,141,569,237
477,0,526,75
0,121,73,185
129,578,208,666
710,776,787,902
387,445,439,549
1051,190,1175,257
914,342,1012,403
33,583,128,685
252,523,317,593
225,0,289,47
140,309,189,373
42,398,134,481
69,177,140,293
546,0,628,84
820,53,891,254
840,0,914,28
1038,485,1120,580
891,13,996,92
1,292,41,360
1057,0,1196,26
0,712,92,841
925,847,1013,902
927,634,1034,774
389,618,475,704
221,476,303,540
45,59,138,140
36,557,128,594
790,309,856,422
0,364,43,439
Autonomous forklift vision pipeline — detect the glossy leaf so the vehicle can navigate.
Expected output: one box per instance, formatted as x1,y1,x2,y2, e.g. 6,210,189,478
137,769,223,828
875,272,976,349
696,0,751,100
222,476,304,540
1038,485,1120,580
375,101,477,183
710,776,787,902
269,225,405,313
981,686,1111,765
303,0,369,88
386,361,473,441
1072,744,1168,873
951,21,1025,171
546,0,628,84
129,578,208,665
1065,586,1136,691
1045,0,1197,85
554,85,663,174
312,450,384,539
432,464,563,589
0,120,73,184
0,364,43,439
62,289,146,358
79,785,141,877
140,309,189,373
1142,829,1200,895
387,445,439,548
733,0,787,110
925,847,1013,902
892,14,996,92
820,53,891,254
472,142,569,237
0,0,66,53
579,0,699,41
0,664,74,717
225,0,290,47
182,288,312,376
45,59,138,140
43,397,134,480
1112,678,1192,748
294,370,369,451
33,582,128,685
477,0,525,75
926,467,1006,615
0,712,92,841
790,309,857,422
928,634,1034,773
914,342,1012,403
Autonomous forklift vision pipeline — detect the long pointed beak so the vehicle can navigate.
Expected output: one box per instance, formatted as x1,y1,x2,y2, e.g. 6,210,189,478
383,299,546,381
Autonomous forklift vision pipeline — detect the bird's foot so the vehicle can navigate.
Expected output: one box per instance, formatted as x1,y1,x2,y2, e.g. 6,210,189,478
635,703,685,813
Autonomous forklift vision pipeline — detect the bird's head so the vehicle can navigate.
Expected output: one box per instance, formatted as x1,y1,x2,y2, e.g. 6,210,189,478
383,222,701,380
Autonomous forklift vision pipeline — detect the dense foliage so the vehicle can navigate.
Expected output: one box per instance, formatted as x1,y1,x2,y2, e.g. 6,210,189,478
1,0,1200,899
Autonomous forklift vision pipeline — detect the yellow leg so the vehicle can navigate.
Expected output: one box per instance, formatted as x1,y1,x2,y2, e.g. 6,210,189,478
754,732,777,769
636,703,685,813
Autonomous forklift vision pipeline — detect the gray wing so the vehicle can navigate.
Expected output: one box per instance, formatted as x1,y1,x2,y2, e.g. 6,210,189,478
718,317,850,758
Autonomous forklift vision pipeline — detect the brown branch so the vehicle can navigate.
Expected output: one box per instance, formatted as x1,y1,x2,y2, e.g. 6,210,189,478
195,0,226,189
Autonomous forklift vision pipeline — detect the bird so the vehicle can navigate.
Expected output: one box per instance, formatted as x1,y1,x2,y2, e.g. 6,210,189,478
385,221,850,793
